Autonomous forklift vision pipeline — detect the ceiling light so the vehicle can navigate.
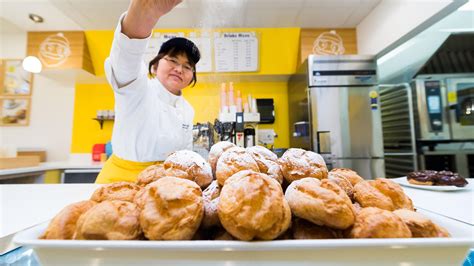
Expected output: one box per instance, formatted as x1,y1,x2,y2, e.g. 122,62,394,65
22,56,42,73
29,14,44,23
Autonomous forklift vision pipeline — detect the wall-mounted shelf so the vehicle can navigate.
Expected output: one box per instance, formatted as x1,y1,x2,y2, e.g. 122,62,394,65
93,118,114,129
218,112,260,123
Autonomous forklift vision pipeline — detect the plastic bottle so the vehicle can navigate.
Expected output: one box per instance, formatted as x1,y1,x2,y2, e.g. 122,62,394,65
243,101,250,113
236,90,242,112
252,98,258,113
228,82,236,114
247,94,253,112
220,83,228,113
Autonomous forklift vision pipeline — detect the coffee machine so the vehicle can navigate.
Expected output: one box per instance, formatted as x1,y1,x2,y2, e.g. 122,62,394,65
192,122,215,158
214,112,260,148
213,119,234,143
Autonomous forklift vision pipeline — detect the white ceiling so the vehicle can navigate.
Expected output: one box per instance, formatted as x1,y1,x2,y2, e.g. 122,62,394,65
0,0,382,33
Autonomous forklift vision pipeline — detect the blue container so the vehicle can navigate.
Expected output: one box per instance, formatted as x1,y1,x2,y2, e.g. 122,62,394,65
105,141,113,159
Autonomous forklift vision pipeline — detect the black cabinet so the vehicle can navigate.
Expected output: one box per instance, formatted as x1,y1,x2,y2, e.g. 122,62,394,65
62,169,100,183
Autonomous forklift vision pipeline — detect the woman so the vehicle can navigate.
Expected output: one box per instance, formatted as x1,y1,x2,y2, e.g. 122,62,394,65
95,0,199,184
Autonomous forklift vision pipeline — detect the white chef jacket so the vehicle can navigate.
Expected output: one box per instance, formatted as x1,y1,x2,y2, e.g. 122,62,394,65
104,13,194,162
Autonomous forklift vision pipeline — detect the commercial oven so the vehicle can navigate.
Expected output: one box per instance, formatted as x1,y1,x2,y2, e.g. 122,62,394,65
411,75,474,178
413,77,474,141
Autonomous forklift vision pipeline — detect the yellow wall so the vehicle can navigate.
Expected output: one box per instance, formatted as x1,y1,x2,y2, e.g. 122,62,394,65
72,28,300,153
71,80,289,153
184,81,289,148
71,83,115,153
85,28,300,77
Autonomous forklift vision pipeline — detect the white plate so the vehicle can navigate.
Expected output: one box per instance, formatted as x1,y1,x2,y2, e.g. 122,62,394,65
391,177,472,191
13,210,474,266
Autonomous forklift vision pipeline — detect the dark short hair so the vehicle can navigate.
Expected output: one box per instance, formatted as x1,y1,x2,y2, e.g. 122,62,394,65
148,37,200,87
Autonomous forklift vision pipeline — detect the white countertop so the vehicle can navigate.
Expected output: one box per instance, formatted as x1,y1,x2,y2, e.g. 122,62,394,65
0,184,99,238
402,184,474,226
0,154,104,176
0,184,100,254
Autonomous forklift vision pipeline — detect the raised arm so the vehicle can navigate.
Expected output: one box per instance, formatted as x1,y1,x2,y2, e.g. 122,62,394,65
105,0,182,90
122,0,182,39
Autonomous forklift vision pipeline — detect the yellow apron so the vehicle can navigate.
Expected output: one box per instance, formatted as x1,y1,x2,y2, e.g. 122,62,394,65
95,154,160,184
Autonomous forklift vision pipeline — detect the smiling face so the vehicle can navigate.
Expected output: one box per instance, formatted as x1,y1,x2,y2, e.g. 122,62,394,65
153,53,195,96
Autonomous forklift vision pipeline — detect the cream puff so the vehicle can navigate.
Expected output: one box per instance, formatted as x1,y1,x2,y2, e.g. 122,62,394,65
278,148,328,183
215,147,260,186
285,178,355,230
139,177,204,240
218,170,291,240
164,150,213,188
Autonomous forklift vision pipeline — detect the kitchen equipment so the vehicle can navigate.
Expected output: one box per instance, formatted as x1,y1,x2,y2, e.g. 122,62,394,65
409,76,474,178
256,98,275,124
412,79,451,140
234,112,245,147
379,83,418,178
192,122,215,158
213,119,234,143
446,77,474,140
288,55,384,179
61,169,100,183
379,80,474,178
214,112,260,147
244,128,256,147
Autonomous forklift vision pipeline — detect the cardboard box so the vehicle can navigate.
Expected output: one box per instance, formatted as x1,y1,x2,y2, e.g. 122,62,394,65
0,156,40,169
17,151,47,162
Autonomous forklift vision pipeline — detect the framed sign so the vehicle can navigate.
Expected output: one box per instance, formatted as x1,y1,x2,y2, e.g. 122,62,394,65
188,31,213,73
214,32,259,73
0,97,31,126
0,59,33,96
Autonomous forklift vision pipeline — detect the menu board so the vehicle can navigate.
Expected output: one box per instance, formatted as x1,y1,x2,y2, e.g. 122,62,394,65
144,31,259,73
188,32,213,73
214,32,259,72
144,32,185,64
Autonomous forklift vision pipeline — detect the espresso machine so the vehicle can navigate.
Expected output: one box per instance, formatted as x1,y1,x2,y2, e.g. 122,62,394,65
213,119,235,143
192,122,215,158
214,112,259,148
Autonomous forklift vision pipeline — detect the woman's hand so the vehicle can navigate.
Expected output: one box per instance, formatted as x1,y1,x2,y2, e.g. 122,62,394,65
122,0,183,39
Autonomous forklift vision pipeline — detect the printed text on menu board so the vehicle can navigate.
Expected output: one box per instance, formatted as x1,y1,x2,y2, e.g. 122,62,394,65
188,32,213,73
214,32,259,73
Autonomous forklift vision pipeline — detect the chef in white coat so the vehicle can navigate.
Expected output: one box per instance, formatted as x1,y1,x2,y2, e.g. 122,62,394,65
96,0,199,183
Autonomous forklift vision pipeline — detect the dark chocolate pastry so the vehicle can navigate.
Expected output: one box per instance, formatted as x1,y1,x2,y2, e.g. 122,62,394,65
435,171,468,187
407,170,468,187
407,170,437,185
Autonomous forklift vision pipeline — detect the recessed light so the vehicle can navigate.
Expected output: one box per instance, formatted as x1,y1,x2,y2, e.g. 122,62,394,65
29,14,44,23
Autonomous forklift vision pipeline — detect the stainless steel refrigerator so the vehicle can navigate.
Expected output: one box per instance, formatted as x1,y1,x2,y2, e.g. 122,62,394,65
288,55,385,179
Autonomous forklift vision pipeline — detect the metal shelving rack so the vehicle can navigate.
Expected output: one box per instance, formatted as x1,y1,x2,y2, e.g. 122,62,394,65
379,83,418,178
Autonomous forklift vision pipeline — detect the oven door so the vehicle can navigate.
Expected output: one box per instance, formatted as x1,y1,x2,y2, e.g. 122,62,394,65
446,78,474,140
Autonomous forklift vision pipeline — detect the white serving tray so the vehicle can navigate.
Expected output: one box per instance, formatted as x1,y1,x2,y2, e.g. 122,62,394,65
392,177,472,191
13,209,474,266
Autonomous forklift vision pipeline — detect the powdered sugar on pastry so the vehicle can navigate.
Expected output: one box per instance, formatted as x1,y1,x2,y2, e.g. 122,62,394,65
164,150,213,188
215,147,259,186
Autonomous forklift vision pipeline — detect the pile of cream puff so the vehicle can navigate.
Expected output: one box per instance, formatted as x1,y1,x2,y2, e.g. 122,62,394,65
41,142,450,241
